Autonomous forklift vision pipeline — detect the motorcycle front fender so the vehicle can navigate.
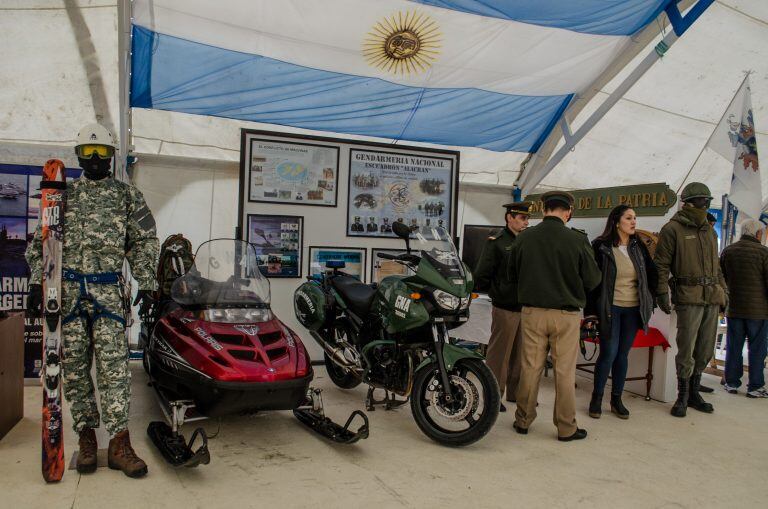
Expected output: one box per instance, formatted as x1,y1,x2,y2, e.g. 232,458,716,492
415,343,485,373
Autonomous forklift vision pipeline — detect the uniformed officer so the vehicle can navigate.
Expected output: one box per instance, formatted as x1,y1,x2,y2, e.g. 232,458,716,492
474,201,532,411
510,191,601,441
654,182,727,417
26,123,159,477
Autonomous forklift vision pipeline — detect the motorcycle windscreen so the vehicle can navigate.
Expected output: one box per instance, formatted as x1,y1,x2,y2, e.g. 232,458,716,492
412,227,465,280
171,239,271,309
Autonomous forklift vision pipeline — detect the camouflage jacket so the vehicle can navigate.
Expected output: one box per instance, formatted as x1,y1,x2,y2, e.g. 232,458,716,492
26,176,159,290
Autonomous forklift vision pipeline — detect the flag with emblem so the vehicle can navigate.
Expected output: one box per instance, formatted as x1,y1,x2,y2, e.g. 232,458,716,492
130,0,676,153
706,76,761,218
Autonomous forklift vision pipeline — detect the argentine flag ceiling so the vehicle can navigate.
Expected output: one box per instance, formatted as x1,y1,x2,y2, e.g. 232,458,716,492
130,0,674,153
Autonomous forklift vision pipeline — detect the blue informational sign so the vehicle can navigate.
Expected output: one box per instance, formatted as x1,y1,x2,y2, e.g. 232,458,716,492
246,214,303,278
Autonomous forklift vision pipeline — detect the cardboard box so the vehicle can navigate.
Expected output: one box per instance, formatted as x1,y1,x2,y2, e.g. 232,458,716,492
0,312,24,440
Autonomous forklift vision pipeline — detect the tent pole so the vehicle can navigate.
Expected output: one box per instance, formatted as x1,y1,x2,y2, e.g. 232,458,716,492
517,29,679,194
516,0,714,194
117,0,132,182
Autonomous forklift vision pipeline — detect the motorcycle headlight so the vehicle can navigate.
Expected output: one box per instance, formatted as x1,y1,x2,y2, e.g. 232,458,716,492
203,308,272,323
433,289,460,310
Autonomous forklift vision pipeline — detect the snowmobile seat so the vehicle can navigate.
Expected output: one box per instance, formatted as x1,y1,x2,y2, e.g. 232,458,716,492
330,275,376,318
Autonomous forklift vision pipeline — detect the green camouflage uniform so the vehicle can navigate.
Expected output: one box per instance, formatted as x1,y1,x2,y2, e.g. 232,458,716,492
26,176,159,435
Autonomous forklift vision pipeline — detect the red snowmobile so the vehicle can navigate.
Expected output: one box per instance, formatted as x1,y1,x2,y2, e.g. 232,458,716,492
140,238,368,467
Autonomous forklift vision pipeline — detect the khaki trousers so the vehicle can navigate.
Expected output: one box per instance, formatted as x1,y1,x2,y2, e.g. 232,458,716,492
515,306,580,437
486,306,522,401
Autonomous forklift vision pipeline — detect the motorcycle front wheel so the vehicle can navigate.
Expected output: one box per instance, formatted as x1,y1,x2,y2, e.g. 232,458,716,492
411,358,500,447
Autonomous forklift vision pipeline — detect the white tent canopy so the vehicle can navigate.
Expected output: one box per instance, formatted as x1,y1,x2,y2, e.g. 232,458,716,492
0,0,766,199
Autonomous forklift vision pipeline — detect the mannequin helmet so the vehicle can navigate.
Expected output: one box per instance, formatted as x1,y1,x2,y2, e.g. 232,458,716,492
74,123,116,159
680,182,713,202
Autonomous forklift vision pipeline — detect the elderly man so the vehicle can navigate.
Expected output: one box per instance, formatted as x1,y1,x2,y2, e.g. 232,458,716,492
720,219,768,398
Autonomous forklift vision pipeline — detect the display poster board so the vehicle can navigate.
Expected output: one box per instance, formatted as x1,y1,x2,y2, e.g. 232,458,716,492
347,149,455,238
247,138,339,206
246,214,303,278
0,163,81,378
370,248,413,283
238,130,459,359
308,247,366,281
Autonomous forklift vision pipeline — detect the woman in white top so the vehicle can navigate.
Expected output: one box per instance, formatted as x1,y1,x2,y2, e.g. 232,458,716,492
584,205,657,419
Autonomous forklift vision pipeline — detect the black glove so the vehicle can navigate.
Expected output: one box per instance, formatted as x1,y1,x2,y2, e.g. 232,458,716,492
657,293,671,315
27,283,43,317
133,289,154,316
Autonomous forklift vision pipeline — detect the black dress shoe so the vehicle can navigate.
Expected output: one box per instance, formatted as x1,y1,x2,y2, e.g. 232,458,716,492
500,403,507,413
512,422,528,435
558,428,587,442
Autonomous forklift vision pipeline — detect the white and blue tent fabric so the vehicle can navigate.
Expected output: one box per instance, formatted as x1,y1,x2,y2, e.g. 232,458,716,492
0,1,765,199
130,0,675,153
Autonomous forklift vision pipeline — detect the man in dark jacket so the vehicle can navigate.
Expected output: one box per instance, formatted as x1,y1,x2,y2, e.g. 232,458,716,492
654,182,727,417
510,192,601,441
474,201,532,411
720,219,768,398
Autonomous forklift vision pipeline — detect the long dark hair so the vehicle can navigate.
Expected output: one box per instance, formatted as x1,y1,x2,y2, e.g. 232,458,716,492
597,205,634,247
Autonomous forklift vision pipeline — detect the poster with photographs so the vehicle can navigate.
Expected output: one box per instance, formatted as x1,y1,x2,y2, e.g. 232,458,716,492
248,138,339,206
308,247,366,282
246,214,303,278
370,248,414,283
347,149,454,238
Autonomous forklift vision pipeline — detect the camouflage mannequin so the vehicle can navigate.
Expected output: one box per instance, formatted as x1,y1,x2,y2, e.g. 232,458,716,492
26,123,159,477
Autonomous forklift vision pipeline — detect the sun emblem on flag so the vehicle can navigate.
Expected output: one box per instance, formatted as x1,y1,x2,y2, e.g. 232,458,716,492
364,11,441,75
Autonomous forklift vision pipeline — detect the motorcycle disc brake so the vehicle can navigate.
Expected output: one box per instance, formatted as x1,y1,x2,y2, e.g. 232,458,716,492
430,375,479,421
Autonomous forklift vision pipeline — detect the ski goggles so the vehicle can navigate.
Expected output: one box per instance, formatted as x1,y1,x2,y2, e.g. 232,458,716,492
76,144,114,159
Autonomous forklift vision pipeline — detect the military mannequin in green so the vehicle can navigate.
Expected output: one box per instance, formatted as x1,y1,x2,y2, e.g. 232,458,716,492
654,182,727,418
474,201,532,412
26,123,159,477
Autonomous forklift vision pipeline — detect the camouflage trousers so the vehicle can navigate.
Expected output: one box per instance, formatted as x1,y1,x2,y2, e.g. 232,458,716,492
61,280,130,436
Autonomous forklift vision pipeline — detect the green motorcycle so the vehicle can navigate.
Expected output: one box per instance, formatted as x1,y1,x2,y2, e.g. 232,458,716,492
294,222,499,446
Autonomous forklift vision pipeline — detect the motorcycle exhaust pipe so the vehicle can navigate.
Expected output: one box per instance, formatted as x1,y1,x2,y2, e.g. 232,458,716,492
308,330,363,373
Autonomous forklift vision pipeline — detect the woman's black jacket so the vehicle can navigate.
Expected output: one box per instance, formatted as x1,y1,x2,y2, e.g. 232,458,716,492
584,236,658,340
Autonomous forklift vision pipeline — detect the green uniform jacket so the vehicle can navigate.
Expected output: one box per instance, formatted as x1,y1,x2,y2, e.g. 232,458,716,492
720,235,768,319
510,216,601,310
474,227,520,311
653,207,726,306
26,176,160,291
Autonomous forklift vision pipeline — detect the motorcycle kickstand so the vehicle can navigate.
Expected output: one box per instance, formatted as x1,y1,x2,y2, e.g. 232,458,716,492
366,387,408,411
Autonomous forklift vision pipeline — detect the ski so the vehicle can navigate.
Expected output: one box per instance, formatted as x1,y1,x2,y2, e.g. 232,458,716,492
40,159,66,483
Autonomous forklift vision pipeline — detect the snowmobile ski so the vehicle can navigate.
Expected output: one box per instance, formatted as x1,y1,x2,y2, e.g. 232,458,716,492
147,422,210,468
40,159,66,483
293,389,369,444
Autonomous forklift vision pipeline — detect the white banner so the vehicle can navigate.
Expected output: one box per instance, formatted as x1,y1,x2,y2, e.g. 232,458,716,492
708,76,761,218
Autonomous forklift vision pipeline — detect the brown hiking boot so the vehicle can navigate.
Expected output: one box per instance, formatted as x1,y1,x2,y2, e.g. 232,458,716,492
76,428,98,474
107,430,148,478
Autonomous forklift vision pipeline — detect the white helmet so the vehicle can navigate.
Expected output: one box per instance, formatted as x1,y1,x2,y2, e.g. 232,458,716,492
75,123,116,150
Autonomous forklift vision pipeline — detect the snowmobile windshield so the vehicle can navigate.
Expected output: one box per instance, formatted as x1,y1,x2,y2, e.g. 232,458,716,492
413,227,465,280
171,239,271,309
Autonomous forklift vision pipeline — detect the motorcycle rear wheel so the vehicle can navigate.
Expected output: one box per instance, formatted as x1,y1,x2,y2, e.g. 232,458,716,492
411,358,499,447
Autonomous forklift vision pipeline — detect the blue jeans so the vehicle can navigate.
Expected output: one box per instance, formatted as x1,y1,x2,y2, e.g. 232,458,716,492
725,318,768,391
594,306,642,395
